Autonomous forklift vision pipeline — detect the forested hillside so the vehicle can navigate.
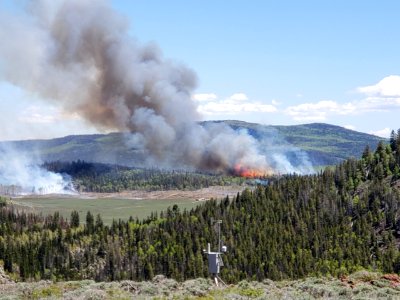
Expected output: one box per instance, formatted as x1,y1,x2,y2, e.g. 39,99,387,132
1,121,384,168
0,131,399,283
219,121,384,166
43,161,246,192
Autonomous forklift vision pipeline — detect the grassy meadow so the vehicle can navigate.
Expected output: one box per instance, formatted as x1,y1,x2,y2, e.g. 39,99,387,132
9,196,200,224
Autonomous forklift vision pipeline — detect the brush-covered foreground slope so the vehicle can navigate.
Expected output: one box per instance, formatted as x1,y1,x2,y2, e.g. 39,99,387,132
1,137,400,284
2,121,383,167
1,270,400,299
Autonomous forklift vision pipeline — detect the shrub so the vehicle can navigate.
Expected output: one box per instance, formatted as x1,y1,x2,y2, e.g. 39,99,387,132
32,285,62,299
349,270,380,282
238,288,264,298
0,196,8,207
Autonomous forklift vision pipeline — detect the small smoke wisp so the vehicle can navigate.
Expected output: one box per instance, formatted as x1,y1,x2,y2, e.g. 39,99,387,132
0,0,313,177
0,144,75,195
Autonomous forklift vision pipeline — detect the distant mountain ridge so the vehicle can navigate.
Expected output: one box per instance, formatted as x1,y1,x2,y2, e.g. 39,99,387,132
1,121,384,168
204,121,384,167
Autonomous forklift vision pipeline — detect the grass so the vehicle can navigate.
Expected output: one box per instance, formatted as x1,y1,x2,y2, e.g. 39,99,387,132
10,197,200,224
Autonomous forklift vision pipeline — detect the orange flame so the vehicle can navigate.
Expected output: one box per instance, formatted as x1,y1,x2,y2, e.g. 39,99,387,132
233,164,270,178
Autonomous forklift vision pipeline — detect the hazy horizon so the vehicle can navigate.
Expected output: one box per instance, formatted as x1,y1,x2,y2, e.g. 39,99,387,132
0,120,386,143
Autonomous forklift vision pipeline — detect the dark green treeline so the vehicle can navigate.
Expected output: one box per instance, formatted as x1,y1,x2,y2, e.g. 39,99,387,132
1,130,400,282
43,161,245,192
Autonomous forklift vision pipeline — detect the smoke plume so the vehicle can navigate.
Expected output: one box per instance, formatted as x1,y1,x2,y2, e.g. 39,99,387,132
0,0,312,176
0,144,74,195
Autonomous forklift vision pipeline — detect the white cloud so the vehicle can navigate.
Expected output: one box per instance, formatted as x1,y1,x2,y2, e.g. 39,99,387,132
353,75,400,111
369,128,391,138
192,93,218,102
18,106,58,124
197,93,277,116
271,99,281,106
285,100,356,122
229,93,248,102
18,105,79,124
357,75,400,97
355,96,400,112
344,125,356,130
286,75,400,122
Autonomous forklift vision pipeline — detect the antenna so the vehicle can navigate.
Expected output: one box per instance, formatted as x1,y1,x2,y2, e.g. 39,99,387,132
204,219,227,287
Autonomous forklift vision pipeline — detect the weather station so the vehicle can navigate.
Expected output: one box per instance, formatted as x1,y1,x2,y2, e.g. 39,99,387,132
204,219,227,287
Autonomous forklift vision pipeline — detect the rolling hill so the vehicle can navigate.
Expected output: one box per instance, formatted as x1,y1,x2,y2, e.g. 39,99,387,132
1,121,384,168
211,121,384,167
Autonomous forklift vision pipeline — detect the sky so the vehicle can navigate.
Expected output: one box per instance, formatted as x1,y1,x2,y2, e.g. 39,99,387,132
0,0,400,140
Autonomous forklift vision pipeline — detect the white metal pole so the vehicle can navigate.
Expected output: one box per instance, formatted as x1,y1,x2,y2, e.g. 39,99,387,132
217,220,222,252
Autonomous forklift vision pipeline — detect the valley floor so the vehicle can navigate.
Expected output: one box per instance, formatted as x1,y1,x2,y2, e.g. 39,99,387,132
1,271,400,299
10,185,246,202
79,185,246,201
6,185,247,224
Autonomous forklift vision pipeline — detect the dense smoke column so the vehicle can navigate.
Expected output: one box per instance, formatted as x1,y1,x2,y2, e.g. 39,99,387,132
0,0,312,175
0,0,270,174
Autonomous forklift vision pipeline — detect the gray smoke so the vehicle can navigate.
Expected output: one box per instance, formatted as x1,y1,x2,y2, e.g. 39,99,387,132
0,0,313,176
0,143,74,195
255,125,315,174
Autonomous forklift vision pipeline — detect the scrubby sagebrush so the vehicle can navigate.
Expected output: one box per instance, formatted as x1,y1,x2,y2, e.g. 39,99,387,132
1,271,400,299
1,136,400,282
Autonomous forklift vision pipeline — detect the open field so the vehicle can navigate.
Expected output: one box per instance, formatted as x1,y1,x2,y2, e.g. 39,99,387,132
8,186,245,224
10,197,199,224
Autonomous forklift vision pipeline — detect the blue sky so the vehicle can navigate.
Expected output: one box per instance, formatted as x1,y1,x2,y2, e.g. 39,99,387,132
0,0,400,140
